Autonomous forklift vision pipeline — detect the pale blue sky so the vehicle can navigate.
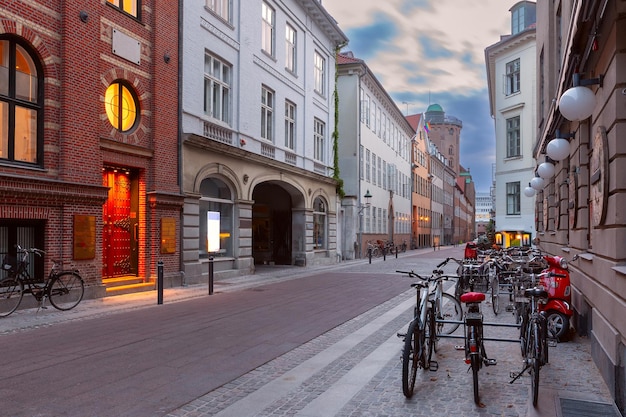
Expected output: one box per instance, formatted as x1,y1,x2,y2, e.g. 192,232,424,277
324,0,512,192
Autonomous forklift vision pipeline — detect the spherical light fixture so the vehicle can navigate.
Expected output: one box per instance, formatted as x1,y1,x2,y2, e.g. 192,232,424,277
559,86,596,121
546,137,571,161
537,161,555,179
524,184,536,197
530,176,545,191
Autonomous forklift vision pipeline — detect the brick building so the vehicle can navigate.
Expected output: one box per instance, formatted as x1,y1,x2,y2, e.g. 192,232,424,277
0,1,182,299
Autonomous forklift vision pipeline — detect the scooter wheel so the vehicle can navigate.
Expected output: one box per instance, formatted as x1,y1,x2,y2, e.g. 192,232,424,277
546,311,570,340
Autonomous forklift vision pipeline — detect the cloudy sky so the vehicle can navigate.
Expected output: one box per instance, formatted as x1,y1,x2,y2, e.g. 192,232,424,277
323,0,513,193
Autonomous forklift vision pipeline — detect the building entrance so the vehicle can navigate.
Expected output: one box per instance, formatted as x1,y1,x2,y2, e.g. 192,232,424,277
102,167,139,278
252,183,292,265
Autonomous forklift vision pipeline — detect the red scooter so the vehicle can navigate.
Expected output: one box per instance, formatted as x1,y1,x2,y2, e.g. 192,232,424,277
538,254,575,340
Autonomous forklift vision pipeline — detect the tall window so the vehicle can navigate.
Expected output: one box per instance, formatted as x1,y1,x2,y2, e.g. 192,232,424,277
313,197,326,249
506,59,520,95
261,2,274,56
207,0,230,22
285,24,296,73
284,100,296,149
511,4,525,35
313,118,325,162
506,116,521,157
359,145,364,179
105,80,139,132
106,0,139,18
199,178,233,258
365,149,371,182
0,39,42,164
261,86,274,141
314,51,325,95
204,53,231,123
371,153,377,186
506,182,521,215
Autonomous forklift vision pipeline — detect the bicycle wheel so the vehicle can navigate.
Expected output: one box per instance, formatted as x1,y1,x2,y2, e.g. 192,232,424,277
0,278,24,317
434,293,462,335
530,322,540,407
491,278,500,315
468,326,481,404
402,319,421,398
47,272,84,311
425,307,435,362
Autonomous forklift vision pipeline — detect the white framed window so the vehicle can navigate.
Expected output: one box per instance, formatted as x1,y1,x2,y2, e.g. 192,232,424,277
313,197,327,249
359,145,364,179
506,182,521,215
366,149,371,182
284,100,296,149
285,24,296,73
506,116,521,157
314,51,325,95
207,0,230,22
505,58,520,95
313,118,325,162
261,86,274,141
204,52,231,123
261,2,274,56
371,153,377,186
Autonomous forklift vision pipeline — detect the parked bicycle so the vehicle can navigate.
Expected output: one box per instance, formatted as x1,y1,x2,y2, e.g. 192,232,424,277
0,245,85,317
510,285,551,406
396,267,462,397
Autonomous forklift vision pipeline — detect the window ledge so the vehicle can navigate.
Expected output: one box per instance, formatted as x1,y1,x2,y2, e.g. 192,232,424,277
578,253,593,261
613,266,626,276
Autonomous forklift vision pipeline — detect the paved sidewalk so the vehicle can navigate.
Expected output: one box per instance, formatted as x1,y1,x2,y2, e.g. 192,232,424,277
1,246,620,417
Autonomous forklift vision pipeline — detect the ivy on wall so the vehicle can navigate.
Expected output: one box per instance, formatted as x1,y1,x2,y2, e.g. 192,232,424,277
332,46,345,198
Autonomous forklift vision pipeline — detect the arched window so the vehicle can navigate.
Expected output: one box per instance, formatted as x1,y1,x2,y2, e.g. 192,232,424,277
0,38,43,164
199,178,233,257
105,80,139,132
313,197,326,249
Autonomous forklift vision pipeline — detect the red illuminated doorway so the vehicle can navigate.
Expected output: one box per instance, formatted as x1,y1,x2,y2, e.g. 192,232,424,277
102,167,139,278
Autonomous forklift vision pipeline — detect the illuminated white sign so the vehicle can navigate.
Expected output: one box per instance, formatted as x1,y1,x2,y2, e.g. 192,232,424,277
207,211,220,252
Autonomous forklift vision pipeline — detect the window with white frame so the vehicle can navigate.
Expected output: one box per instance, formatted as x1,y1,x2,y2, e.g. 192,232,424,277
511,4,525,35
505,59,520,95
377,156,382,185
506,116,521,157
359,145,364,179
314,51,325,95
207,0,230,22
204,52,231,123
284,100,296,149
285,24,296,73
313,118,325,162
366,149,371,182
261,2,274,56
372,153,377,186
313,196,326,249
261,86,274,141
506,181,521,215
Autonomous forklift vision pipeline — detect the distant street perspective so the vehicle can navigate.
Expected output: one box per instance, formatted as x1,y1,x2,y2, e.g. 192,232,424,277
0,246,615,417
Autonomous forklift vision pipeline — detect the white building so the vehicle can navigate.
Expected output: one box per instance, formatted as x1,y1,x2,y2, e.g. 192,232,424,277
485,1,537,247
336,52,413,259
180,0,348,281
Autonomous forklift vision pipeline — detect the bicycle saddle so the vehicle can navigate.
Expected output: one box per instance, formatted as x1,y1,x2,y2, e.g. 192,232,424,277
460,292,485,304
524,287,549,299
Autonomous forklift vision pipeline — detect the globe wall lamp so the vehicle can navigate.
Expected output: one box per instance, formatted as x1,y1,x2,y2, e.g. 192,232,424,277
524,182,536,197
558,73,603,121
537,156,556,179
546,130,575,161
530,176,545,191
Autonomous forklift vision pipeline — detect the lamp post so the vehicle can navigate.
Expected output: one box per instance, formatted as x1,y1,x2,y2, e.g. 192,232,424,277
358,189,372,259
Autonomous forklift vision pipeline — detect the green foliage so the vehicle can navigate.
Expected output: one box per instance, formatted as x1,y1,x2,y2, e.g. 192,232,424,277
332,47,345,199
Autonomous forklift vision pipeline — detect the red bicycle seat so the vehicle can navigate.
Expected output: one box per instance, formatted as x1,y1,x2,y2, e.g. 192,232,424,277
460,292,485,304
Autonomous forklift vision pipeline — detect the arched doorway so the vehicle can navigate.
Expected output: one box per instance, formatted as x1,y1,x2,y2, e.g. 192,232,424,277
252,183,293,265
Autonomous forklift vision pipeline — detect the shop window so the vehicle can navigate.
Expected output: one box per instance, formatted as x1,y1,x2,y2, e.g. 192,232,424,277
106,0,140,19
199,178,233,257
313,197,326,249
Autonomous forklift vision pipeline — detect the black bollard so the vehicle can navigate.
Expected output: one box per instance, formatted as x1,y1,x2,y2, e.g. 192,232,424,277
208,256,214,295
395,246,398,258
383,247,386,261
368,247,372,264
157,260,164,305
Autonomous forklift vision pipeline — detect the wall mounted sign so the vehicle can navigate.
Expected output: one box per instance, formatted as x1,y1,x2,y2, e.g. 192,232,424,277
160,217,176,254
590,126,609,226
73,215,96,260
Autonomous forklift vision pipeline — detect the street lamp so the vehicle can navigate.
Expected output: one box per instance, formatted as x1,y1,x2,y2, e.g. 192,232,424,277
358,189,372,258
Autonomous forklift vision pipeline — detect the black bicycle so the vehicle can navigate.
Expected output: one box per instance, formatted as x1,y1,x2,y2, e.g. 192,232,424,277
0,245,85,317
